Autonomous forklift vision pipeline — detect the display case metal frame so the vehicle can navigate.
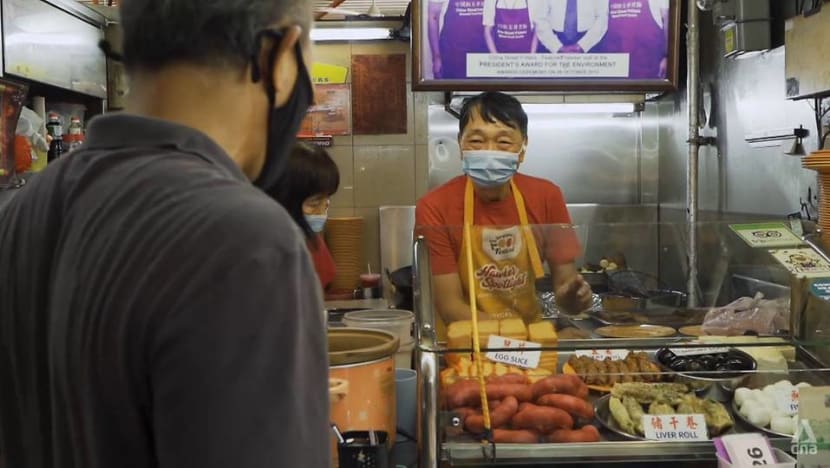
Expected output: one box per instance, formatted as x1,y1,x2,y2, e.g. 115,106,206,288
412,234,830,467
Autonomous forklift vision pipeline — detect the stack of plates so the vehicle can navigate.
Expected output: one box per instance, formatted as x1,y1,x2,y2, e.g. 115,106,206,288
802,150,830,233
325,217,364,291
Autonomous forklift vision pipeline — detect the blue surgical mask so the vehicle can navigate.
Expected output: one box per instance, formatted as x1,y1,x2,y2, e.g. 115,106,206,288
305,214,328,233
461,150,521,187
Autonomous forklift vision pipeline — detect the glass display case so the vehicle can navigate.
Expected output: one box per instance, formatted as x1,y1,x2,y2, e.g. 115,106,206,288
412,220,830,467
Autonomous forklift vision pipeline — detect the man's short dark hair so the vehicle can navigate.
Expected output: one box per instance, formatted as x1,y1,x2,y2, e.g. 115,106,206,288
119,0,311,71
458,92,528,138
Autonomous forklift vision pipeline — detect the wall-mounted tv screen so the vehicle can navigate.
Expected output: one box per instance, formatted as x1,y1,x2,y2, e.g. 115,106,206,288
412,0,681,92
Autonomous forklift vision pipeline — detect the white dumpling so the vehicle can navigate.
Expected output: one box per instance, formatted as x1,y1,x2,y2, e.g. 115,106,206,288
763,384,778,395
750,389,764,401
796,382,812,388
757,396,777,411
768,408,787,419
748,407,772,427
771,415,795,435
774,380,793,389
739,402,754,418
735,387,753,406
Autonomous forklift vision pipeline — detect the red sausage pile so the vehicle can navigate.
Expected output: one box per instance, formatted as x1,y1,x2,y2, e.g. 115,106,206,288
443,373,601,443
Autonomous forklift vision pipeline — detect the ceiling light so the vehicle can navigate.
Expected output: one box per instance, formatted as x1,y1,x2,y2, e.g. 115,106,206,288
310,27,391,42
521,103,638,114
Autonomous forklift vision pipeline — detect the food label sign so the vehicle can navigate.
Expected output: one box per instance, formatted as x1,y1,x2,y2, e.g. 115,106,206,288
769,248,830,278
669,347,729,357
718,433,777,466
729,223,804,248
810,279,830,302
485,336,541,369
574,349,630,361
642,414,708,441
775,388,800,416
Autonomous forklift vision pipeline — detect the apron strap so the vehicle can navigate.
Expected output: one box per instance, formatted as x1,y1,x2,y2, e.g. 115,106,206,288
509,179,546,279
464,178,475,226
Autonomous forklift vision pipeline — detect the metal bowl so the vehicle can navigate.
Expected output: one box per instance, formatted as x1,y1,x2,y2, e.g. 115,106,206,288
655,347,757,401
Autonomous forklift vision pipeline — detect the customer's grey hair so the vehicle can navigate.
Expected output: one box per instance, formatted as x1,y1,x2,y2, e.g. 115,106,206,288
119,0,311,71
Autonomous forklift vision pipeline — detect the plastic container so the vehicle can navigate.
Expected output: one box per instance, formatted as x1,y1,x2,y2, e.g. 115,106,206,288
395,339,414,369
343,309,414,345
395,369,417,439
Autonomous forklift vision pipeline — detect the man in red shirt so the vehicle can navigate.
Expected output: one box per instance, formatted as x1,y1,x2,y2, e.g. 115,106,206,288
416,92,592,334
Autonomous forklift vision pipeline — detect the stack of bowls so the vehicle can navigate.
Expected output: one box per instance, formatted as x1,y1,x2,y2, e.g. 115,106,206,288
325,217,364,292
802,150,830,234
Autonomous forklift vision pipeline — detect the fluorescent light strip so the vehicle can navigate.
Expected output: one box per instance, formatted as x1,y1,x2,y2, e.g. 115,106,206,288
521,103,637,114
310,27,391,42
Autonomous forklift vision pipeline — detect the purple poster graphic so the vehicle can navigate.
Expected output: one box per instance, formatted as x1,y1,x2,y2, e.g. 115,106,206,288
416,0,677,90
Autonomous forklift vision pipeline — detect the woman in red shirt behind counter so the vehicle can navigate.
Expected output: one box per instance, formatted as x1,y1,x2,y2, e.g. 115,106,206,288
270,143,339,290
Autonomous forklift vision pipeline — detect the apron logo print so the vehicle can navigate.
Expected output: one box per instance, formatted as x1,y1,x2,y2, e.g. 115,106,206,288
483,227,522,261
476,264,528,291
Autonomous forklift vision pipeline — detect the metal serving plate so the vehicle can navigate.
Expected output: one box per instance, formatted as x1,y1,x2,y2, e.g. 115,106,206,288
595,394,739,442
731,399,793,439
593,394,647,441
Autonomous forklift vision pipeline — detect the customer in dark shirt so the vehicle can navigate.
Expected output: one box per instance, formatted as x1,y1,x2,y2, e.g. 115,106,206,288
0,1,329,467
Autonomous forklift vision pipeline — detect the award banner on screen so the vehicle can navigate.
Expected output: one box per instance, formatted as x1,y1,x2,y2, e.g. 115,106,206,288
412,0,680,91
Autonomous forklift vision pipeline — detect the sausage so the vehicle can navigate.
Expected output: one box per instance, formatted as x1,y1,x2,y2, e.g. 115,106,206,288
465,396,519,433
450,406,478,426
445,380,533,407
530,375,583,399
492,428,541,444
443,380,480,409
511,403,574,433
487,373,530,385
485,383,533,402
544,425,601,443
536,393,595,420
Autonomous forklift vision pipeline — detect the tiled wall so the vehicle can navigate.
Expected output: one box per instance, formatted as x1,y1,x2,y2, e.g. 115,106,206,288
313,40,435,273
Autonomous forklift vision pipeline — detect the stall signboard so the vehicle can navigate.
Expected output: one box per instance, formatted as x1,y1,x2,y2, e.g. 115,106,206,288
299,84,351,137
412,0,680,91
769,248,830,278
311,63,349,85
729,222,804,248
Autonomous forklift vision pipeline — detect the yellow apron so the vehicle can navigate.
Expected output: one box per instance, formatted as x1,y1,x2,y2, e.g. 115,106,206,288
458,178,545,324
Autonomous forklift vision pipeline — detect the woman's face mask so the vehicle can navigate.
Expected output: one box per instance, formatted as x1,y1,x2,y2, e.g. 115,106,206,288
461,149,521,187
304,214,328,233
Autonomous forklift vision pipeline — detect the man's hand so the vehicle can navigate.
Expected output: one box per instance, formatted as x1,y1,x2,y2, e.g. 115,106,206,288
558,44,584,53
554,274,593,314
433,56,443,78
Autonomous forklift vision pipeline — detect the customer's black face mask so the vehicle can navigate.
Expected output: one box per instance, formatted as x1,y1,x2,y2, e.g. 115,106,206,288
251,30,314,192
